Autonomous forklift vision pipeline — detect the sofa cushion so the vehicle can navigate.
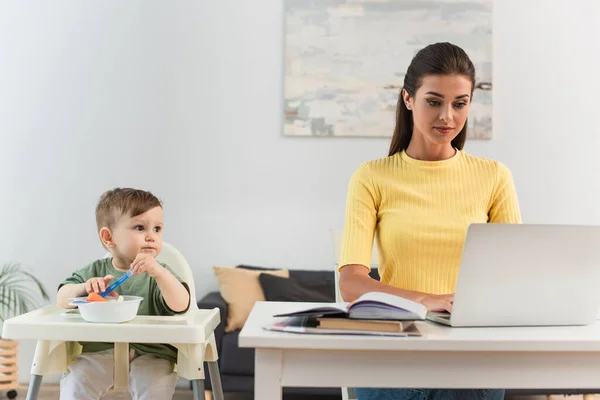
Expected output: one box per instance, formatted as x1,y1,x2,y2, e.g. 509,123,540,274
236,264,275,271
259,273,335,302
213,266,289,332
242,265,380,300
239,264,380,280
289,269,334,286
220,330,255,376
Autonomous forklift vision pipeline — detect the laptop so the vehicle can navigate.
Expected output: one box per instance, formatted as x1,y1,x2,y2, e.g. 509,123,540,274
426,223,600,327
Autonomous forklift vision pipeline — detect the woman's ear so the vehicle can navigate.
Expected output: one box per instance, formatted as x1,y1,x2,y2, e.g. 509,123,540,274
99,227,115,248
402,89,413,110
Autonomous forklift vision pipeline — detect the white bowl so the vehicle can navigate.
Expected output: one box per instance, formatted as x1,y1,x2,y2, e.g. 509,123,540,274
72,296,143,323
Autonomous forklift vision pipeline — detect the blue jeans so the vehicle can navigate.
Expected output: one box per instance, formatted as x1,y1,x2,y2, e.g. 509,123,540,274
354,388,505,400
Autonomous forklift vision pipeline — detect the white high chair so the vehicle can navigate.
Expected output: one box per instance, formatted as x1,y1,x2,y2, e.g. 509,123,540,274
13,242,224,400
121,241,224,400
331,229,379,400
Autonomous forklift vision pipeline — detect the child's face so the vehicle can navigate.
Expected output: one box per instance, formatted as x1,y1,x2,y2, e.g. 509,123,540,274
109,206,164,263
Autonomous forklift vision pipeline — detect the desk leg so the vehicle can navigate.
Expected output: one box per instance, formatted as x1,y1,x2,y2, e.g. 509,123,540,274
191,379,205,400
255,349,283,400
207,361,224,400
26,374,42,400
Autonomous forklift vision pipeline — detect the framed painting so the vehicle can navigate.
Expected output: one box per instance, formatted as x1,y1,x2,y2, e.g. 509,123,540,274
283,0,493,139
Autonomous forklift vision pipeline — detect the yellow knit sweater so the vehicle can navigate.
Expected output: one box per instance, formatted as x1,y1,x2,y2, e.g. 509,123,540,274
339,149,522,295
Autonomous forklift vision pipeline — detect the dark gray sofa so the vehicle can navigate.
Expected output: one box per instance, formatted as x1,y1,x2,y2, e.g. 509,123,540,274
197,264,599,398
197,264,343,398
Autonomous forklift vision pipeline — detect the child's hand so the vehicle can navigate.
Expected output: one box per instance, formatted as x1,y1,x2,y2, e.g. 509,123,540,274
85,275,119,297
130,253,163,278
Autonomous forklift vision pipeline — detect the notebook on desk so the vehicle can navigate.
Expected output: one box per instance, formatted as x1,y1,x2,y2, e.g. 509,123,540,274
273,291,427,321
264,315,423,337
268,292,427,336
426,223,600,327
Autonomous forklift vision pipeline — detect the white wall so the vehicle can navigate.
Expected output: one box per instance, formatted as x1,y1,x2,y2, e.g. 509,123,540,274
1,0,599,383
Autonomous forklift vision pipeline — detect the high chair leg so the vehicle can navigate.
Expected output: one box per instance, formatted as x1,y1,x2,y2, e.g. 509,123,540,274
113,342,129,391
25,374,43,400
191,379,205,400
207,361,224,400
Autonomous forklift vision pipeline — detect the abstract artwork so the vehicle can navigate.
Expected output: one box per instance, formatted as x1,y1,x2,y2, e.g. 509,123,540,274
283,0,493,139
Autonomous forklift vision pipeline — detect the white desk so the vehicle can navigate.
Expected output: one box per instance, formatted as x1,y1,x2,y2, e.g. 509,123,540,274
239,301,600,400
2,305,225,400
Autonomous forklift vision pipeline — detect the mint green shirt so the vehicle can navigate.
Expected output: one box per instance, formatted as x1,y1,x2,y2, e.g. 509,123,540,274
59,257,190,364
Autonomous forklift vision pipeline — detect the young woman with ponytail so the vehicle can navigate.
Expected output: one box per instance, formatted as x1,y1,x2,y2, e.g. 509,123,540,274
339,42,521,400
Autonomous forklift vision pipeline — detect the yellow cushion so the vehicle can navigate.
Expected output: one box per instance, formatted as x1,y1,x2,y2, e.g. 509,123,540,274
213,266,289,332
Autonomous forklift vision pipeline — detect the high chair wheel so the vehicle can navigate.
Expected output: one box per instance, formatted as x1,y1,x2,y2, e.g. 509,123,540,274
6,390,17,399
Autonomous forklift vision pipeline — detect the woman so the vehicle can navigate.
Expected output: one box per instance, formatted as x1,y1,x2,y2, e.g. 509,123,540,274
339,42,521,400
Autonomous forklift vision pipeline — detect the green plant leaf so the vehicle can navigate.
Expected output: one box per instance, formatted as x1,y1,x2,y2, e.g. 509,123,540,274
0,263,50,321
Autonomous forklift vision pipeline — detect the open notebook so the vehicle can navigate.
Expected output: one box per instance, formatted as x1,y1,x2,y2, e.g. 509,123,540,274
273,291,428,321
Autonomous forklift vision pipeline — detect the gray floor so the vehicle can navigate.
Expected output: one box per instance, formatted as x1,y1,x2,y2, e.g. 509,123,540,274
15,386,573,399
16,386,340,400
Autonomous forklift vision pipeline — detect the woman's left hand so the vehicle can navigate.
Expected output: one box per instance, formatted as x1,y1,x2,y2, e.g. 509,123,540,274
421,293,454,312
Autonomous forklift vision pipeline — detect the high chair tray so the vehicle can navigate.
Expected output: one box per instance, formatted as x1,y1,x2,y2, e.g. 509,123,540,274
1,305,220,344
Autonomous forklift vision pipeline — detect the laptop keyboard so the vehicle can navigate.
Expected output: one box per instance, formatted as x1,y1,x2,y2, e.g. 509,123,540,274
430,311,451,320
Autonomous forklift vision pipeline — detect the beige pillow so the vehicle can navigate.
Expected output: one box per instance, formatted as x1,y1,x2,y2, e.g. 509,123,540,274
213,266,289,332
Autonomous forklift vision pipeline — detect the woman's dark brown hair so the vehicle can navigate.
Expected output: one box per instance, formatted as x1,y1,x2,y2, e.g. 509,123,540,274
388,42,476,156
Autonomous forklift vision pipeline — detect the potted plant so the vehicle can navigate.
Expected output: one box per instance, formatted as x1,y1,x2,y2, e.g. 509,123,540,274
0,263,49,399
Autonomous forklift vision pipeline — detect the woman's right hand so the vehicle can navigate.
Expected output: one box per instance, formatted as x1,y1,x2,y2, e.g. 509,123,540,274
420,293,454,312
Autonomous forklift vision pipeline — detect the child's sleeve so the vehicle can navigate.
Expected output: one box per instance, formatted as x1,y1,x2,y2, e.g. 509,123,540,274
57,262,98,292
151,263,191,315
